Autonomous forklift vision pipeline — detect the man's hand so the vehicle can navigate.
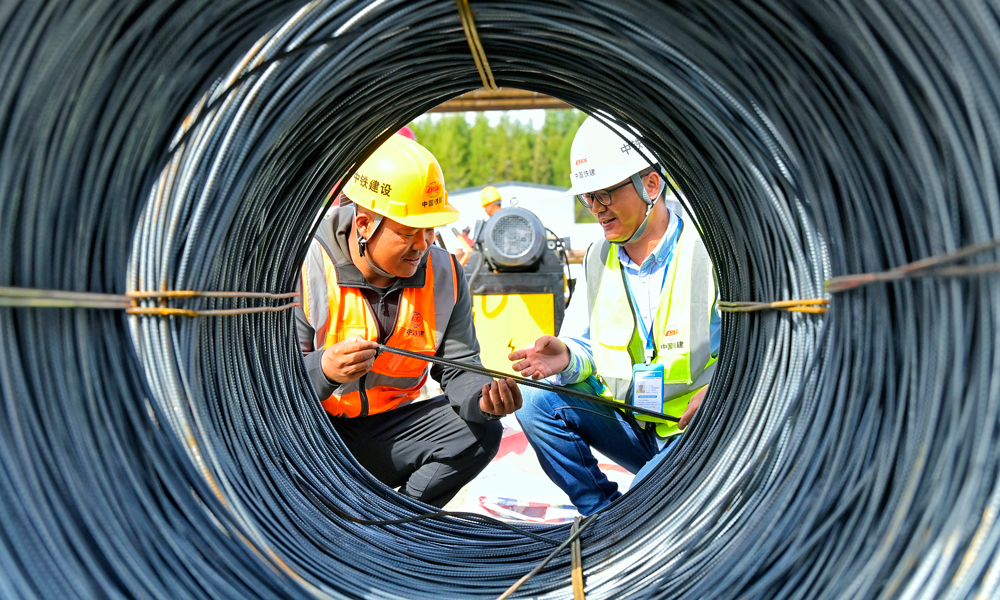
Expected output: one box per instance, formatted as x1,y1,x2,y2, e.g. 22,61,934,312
480,378,522,417
677,385,709,430
508,335,570,380
321,336,379,384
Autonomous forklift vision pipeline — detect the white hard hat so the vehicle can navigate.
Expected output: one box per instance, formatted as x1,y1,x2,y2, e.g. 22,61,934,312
567,116,654,197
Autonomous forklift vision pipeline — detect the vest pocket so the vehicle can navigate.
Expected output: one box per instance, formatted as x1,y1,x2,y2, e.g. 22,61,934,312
593,323,636,381
367,386,421,413
321,392,362,418
594,323,633,351
373,351,428,378
661,353,693,384
334,325,372,346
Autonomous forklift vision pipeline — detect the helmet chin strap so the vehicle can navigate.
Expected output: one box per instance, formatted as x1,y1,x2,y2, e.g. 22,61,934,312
612,173,665,246
355,207,395,280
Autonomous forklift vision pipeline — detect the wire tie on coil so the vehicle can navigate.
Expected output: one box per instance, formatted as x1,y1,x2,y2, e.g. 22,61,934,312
496,514,598,600
825,236,1000,292
456,0,498,91
125,305,300,317
719,237,1000,313
717,299,829,314
127,290,300,300
570,516,586,600
0,286,299,317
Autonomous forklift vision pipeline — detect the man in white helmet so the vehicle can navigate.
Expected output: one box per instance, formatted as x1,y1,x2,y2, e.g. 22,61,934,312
509,116,720,515
296,134,522,508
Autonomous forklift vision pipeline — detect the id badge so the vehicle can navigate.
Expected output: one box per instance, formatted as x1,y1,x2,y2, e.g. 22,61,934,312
632,363,664,413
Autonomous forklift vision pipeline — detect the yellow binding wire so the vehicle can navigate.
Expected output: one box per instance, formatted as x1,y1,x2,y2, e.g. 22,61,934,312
456,0,499,91
0,286,299,317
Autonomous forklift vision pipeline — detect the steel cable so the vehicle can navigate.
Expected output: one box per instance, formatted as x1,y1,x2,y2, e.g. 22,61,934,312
2,0,1000,599
373,343,683,422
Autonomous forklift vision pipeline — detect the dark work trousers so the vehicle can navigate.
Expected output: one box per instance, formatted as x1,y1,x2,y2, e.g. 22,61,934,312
330,395,503,508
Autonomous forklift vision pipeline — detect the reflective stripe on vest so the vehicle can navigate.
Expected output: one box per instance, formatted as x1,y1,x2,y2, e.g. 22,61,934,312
587,221,716,437
304,246,457,418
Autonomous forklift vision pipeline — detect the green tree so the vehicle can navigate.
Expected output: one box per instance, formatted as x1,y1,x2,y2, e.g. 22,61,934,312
466,113,494,184
549,110,588,188
411,114,470,187
496,115,535,182
408,107,588,202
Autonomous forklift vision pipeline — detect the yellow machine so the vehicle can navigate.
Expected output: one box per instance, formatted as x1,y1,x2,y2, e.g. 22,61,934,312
473,293,555,376
465,206,573,375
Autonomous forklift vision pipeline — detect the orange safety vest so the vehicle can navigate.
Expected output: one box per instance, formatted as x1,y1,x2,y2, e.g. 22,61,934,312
301,247,458,418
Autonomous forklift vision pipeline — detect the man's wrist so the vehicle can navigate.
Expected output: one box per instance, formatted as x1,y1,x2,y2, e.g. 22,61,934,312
553,338,580,382
321,362,341,384
480,409,503,421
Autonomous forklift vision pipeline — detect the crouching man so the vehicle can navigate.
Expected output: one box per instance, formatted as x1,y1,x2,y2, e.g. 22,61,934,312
297,134,522,507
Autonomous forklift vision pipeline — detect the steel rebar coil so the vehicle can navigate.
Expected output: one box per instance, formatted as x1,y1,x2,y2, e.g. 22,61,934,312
2,0,999,598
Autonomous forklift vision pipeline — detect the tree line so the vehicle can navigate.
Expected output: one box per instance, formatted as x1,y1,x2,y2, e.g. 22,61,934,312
408,109,588,191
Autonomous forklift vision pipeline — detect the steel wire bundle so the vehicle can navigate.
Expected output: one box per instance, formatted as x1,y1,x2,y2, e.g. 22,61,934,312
2,0,1000,598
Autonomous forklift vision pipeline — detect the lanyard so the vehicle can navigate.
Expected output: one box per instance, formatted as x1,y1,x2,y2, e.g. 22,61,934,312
621,217,683,364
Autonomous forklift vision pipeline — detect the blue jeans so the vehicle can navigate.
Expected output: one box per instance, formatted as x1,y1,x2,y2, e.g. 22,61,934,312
515,376,677,515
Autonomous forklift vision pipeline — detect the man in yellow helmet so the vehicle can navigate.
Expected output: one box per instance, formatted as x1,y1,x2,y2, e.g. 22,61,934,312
480,185,502,217
295,134,522,508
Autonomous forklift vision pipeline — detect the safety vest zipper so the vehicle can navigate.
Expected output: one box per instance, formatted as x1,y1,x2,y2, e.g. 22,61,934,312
357,289,401,418
357,375,369,417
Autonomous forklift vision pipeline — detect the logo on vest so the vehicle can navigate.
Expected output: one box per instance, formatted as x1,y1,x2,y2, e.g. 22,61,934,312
664,329,679,336
660,341,684,351
406,312,425,338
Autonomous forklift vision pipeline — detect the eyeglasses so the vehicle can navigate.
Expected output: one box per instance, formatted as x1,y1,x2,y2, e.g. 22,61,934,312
576,180,634,209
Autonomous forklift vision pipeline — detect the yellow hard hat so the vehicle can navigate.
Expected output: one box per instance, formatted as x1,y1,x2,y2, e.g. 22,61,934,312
344,134,460,229
480,185,502,207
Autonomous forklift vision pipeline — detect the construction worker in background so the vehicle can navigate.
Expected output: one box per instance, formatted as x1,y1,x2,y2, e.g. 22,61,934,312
480,185,502,217
509,116,721,515
459,226,474,247
296,134,522,508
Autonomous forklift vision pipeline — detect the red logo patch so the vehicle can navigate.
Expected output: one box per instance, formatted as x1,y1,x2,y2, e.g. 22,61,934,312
406,312,425,338
664,329,679,336
574,158,588,165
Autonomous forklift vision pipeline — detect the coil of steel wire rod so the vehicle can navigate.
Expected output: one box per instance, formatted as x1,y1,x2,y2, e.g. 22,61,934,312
2,0,1000,598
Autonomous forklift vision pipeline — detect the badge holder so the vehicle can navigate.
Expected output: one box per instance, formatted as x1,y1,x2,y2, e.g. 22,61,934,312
632,332,663,414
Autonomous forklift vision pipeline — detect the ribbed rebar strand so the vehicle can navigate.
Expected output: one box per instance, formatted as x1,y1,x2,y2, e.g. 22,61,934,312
1,0,999,599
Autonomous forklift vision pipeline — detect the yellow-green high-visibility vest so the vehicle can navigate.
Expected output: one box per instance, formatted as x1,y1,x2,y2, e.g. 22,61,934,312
586,220,717,438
